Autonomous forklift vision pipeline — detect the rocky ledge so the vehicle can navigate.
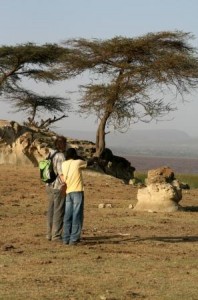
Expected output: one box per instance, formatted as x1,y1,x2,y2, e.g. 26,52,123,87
0,120,135,184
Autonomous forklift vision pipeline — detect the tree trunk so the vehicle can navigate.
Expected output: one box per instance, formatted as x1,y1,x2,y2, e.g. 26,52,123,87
95,72,123,156
29,105,37,124
95,113,110,156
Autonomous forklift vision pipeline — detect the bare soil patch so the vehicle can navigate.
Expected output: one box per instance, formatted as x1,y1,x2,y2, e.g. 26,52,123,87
0,165,198,300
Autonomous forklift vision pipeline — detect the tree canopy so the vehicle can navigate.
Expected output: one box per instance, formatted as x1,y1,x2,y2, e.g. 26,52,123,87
1,32,198,145
0,43,71,127
63,31,198,154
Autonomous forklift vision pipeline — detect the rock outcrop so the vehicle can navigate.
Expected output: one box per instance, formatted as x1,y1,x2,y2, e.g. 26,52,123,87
0,120,135,184
98,148,136,183
0,120,95,166
134,166,183,212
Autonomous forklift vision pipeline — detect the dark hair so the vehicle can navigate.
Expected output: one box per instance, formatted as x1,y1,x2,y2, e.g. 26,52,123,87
66,148,78,160
54,136,67,151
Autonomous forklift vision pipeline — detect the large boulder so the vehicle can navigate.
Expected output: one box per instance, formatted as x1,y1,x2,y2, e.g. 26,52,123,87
98,148,136,183
134,166,183,212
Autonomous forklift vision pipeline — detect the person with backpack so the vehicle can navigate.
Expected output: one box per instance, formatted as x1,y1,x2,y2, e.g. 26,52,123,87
61,148,98,245
45,136,67,242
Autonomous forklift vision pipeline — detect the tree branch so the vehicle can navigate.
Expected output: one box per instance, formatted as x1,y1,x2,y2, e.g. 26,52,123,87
39,114,68,128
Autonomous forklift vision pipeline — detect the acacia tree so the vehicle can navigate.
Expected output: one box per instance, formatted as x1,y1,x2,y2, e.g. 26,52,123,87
7,88,69,128
0,43,72,127
64,31,198,155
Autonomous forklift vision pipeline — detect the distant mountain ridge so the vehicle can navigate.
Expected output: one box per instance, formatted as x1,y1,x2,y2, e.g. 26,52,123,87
57,128,198,159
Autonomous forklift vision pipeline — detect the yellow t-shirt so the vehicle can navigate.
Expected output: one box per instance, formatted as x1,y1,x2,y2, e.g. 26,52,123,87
62,159,87,193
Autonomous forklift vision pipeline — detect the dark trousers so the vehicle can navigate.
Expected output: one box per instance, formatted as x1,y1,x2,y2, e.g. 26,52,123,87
46,185,65,240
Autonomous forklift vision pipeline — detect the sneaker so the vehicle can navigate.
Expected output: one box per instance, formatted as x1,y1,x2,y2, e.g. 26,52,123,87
63,241,69,245
52,238,62,243
69,240,80,246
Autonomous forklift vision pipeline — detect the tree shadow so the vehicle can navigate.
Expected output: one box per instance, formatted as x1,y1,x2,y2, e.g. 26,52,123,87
134,235,198,243
82,235,122,245
82,234,198,245
182,206,198,212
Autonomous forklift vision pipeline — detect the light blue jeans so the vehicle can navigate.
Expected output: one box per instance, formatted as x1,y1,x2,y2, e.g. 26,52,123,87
63,191,84,244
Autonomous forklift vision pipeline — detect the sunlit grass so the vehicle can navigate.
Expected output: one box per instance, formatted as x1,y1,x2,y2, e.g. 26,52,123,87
176,174,198,189
136,172,198,189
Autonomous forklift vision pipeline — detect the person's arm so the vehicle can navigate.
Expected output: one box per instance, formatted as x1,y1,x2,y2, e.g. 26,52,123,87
59,174,65,184
87,157,99,166
74,157,99,169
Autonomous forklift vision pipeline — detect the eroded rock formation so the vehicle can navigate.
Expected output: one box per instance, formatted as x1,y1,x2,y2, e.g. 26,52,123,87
0,120,95,166
134,166,183,212
0,120,135,184
98,148,136,183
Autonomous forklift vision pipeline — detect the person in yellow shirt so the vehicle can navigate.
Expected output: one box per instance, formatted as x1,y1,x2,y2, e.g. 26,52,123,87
61,148,96,245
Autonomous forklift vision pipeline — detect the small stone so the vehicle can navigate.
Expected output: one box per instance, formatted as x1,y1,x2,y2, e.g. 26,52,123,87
2,244,15,251
98,203,105,208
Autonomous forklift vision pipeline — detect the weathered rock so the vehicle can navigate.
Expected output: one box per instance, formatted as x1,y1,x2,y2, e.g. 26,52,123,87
145,166,175,185
0,120,95,166
0,120,134,184
128,204,134,209
98,148,136,184
134,166,183,212
105,203,113,208
98,203,105,208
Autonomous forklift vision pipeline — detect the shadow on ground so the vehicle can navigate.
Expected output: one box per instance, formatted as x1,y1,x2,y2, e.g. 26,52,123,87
82,234,198,245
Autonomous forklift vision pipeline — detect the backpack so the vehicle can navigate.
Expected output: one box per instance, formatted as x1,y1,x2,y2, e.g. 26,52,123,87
39,151,58,183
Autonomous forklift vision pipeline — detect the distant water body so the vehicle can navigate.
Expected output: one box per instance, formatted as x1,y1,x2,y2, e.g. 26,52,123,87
125,155,198,174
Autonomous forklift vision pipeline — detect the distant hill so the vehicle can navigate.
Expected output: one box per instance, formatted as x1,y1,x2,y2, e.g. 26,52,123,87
57,128,198,159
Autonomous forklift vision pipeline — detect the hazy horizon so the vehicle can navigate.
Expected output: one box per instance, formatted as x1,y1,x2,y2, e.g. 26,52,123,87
57,128,198,159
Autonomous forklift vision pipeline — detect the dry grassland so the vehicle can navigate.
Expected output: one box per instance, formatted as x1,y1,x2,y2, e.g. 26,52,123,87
0,165,198,300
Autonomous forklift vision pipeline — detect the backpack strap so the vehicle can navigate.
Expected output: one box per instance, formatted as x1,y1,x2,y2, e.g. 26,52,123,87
47,150,59,160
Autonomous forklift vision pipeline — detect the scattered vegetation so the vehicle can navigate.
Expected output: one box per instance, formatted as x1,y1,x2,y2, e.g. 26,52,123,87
136,172,198,189
176,174,198,189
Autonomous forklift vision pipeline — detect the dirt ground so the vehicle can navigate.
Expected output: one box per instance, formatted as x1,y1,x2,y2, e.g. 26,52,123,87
0,165,198,300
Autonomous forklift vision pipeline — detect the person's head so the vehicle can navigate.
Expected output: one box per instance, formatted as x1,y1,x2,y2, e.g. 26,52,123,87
66,148,78,160
54,136,67,152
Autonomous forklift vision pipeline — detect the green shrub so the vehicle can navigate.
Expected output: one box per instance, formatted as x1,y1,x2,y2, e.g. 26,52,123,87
135,172,147,184
176,174,198,189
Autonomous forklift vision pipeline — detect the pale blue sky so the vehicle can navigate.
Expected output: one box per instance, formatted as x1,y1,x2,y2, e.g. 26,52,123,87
1,0,198,136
